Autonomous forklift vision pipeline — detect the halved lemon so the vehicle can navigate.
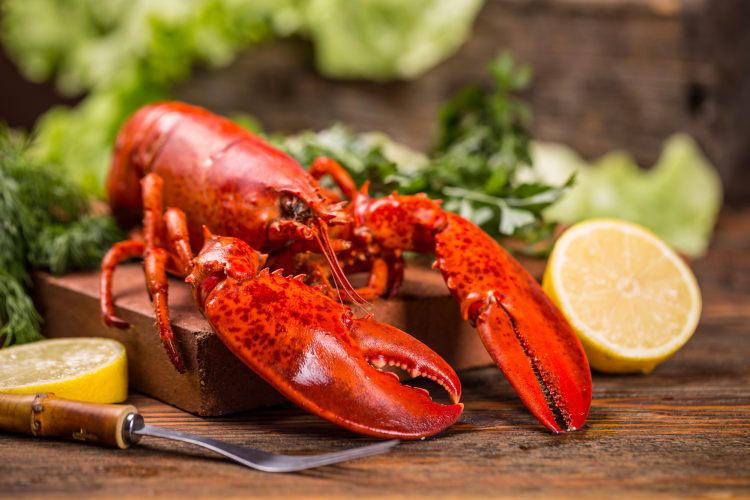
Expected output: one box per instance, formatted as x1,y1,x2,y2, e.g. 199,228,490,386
0,338,128,403
543,219,702,374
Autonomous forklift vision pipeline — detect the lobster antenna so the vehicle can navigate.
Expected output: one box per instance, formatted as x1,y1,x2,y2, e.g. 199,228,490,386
314,220,371,310
310,224,346,309
326,260,346,311
314,231,357,305
326,233,372,308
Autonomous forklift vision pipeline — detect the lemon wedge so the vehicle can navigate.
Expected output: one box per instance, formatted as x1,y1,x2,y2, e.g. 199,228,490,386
543,219,701,374
0,338,128,403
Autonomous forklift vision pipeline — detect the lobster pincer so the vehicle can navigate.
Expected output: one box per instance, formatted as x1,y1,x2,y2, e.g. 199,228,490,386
433,213,591,432
186,230,463,439
332,191,592,433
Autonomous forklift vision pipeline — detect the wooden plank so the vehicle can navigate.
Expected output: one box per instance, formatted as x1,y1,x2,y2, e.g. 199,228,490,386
3,208,749,499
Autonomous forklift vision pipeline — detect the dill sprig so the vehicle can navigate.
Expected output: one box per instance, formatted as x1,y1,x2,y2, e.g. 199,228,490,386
0,126,124,347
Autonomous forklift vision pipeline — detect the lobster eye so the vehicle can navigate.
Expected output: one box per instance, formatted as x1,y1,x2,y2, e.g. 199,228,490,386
280,193,313,221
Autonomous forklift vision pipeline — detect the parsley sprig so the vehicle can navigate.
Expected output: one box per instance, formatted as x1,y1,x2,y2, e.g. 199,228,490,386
277,52,572,248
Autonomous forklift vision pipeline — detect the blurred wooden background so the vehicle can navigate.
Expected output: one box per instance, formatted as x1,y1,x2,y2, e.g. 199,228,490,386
175,0,750,203
2,0,749,202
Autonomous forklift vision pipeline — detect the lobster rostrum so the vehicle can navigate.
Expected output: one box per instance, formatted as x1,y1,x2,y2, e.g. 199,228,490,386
101,102,591,436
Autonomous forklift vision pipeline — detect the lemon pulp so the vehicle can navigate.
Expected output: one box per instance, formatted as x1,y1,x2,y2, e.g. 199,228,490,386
0,337,128,403
543,219,701,373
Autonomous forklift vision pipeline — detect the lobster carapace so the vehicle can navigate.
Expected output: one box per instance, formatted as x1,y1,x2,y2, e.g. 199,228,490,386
101,102,591,437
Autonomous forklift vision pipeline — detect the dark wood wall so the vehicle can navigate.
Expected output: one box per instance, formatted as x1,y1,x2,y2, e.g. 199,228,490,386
0,47,81,130
175,0,750,203
2,0,748,202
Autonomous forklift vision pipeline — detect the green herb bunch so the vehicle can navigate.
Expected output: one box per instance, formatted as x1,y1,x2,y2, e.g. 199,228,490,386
277,53,571,249
425,53,572,243
0,127,124,347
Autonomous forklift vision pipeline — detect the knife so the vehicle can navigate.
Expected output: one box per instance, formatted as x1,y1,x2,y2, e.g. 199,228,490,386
0,392,399,472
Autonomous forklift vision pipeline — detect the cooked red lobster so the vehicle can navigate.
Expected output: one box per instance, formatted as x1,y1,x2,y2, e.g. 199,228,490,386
101,102,591,438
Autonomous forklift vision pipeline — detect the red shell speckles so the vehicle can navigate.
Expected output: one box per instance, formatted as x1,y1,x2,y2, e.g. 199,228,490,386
434,213,591,432
360,195,446,254
198,257,462,439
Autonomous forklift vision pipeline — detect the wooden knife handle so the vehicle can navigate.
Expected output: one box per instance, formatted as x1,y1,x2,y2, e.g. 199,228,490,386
0,392,137,449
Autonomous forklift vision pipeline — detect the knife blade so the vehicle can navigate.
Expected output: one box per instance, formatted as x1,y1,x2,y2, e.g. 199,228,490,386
0,392,399,472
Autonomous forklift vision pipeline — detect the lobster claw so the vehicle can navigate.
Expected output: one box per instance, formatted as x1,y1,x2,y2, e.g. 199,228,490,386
434,213,592,433
188,235,463,439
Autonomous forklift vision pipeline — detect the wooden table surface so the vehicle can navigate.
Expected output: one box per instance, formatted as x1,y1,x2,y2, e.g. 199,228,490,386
2,208,750,500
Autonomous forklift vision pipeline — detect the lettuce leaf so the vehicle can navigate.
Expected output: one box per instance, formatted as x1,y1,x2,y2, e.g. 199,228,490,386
304,0,483,80
537,135,723,258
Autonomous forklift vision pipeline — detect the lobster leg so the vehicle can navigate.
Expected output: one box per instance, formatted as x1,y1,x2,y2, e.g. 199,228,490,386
355,258,389,301
101,240,146,328
309,156,358,201
164,207,194,277
144,248,184,373
290,255,389,302
141,173,166,252
434,213,591,432
101,174,196,372
101,170,172,330
139,175,197,372
385,253,405,298
305,257,389,302
188,235,463,439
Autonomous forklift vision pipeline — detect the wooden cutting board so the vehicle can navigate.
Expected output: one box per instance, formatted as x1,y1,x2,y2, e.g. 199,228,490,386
31,261,537,416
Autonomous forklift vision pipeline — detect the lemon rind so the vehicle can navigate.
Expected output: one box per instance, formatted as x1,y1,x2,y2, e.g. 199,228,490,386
0,337,125,390
548,218,702,362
